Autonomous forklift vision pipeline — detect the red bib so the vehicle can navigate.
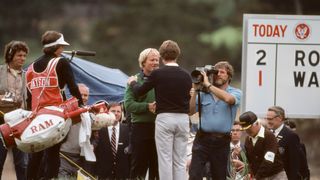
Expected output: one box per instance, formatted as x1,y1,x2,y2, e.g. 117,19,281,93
26,58,63,111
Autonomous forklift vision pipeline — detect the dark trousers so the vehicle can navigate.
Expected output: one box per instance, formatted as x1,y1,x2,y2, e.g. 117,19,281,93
59,152,85,178
189,132,230,180
0,141,27,180
83,161,96,177
27,143,61,180
130,123,159,180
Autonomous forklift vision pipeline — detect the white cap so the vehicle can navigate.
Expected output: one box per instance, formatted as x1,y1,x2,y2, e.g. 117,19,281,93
43,34,70,48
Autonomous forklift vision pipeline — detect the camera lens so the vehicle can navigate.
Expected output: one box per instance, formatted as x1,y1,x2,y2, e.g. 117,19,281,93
191,70,203,84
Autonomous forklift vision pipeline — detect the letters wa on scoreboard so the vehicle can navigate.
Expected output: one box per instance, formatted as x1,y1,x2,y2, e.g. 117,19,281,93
242,14,320,118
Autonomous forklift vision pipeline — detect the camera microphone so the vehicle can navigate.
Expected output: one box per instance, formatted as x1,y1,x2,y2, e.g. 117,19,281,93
63,50,96,56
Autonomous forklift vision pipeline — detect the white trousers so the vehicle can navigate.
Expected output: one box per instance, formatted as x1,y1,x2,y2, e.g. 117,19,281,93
155,113,189,180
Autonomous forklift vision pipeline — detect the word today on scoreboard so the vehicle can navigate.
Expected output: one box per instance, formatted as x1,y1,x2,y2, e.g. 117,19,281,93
242,14,320,119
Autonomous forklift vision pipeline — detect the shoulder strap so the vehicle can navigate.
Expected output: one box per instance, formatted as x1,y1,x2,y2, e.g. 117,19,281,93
197,90,202,132
34,57,61,111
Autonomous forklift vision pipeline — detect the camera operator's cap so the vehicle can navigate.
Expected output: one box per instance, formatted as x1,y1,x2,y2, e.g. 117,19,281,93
43,33,70,48
239,111,257,130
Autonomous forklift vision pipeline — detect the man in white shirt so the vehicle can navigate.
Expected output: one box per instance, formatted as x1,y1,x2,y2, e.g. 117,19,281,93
59,83,90,178
266,106,303,179
94,102,130,179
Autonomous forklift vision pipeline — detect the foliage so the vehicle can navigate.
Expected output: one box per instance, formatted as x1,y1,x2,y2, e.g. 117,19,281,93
0,0,319,75
0,0,320,176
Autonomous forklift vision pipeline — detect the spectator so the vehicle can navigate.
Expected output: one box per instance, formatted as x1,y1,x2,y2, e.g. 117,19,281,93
26,30,83,179
128,40,192,180
284,121,296,130
284,121,310,180
239,111,287,179
94,102,130,179
189,61,242,180
59,83,90,178
124,48,159,179
266,106,302,180
228,122,249,180
0,40,29,180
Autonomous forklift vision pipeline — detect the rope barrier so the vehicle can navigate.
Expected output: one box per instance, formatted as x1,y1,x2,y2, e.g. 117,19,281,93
59,152,97,180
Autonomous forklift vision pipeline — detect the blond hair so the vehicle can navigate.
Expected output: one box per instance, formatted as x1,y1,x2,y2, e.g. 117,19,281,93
138,48,159,68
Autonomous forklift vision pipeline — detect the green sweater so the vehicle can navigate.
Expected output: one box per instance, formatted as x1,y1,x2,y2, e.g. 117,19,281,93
124,72,156,123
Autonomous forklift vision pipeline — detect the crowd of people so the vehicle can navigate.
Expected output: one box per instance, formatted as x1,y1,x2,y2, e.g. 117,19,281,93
0,30,310,180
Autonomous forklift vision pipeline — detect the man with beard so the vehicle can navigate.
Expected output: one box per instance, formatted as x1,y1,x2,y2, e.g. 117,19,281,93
189,61,242,180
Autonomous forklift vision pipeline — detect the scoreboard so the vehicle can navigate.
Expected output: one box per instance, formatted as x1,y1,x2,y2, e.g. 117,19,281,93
242,14,320,118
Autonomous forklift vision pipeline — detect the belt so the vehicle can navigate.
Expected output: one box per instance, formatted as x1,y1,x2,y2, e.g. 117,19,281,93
198,131,230,138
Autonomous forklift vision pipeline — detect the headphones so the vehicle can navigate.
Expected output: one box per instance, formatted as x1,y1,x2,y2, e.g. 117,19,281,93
8,48,13,60
7,41,18,61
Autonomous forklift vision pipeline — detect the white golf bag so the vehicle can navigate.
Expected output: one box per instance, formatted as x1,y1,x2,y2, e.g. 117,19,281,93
0,97,115,153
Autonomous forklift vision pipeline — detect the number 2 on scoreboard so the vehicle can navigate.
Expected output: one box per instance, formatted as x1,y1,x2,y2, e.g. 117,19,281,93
256,49,266,86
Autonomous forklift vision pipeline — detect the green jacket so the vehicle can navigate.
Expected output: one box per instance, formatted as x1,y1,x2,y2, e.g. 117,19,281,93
124,72,156,123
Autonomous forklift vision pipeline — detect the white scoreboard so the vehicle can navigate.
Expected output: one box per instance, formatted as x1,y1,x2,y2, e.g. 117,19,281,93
242,14,320,118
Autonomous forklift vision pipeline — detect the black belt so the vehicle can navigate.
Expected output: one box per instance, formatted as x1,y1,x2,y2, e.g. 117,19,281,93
198,130,230,138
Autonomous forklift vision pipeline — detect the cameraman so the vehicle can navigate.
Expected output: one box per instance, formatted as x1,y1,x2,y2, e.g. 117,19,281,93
0,40,29,180
189,61,242,180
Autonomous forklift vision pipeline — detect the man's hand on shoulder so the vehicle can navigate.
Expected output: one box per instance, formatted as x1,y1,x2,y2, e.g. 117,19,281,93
127,76,137,86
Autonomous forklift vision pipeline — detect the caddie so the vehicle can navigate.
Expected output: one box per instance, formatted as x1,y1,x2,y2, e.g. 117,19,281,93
26,30,83,180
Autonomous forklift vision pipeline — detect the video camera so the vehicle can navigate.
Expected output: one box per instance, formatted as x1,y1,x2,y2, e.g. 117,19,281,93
191,65,218,84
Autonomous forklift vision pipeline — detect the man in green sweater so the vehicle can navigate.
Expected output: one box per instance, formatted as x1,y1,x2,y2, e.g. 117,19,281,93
124,48,160,179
